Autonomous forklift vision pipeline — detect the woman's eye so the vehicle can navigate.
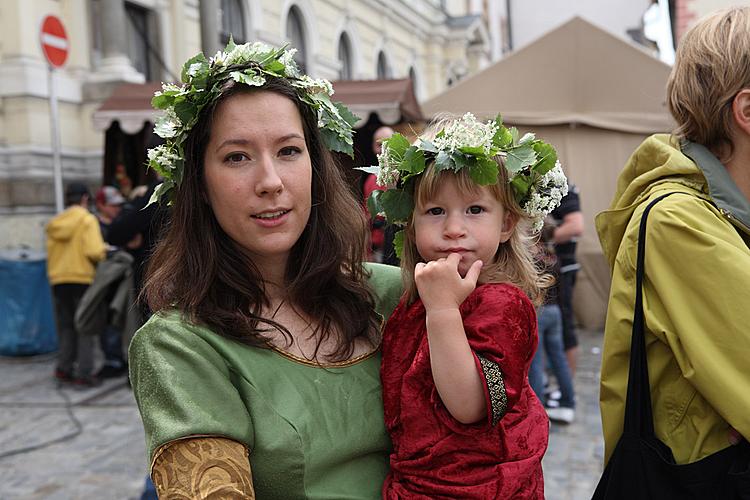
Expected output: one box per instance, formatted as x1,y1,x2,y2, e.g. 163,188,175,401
279,146,302,157
427,207,444,216
468,206,484,215
226,153,248,163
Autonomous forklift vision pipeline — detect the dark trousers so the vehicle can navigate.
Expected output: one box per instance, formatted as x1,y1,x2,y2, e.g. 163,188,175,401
52,284,95,378
558,269,578,350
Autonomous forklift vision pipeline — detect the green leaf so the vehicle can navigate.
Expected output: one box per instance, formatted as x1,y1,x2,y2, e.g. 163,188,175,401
264,59,286,74
230,71,265,87
151,93,174,109
519,132,536,144
418,139,438,153
320,128,354,157
379,188,414,224
493,125,513,149
469,157,499,185
504,144,537,175
356,166,380,175
459,146,486,156
435,150,455,171
510,176,532,203
366,189,382,219
181,53,209,82
531,142,558,176
451,152,471,170
385,133,410,158
225,36,237,54
393,230,405,260
173,101,197,125
402,147,425,175
334,101,360,127
509,127,519,145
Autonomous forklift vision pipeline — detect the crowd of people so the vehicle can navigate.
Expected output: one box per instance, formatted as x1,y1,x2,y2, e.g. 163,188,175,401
42,5,749,498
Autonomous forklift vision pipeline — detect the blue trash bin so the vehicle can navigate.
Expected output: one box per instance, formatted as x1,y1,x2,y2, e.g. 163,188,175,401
0,250,58,356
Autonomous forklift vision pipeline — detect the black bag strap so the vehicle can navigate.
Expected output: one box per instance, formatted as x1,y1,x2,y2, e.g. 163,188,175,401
622,192,679,437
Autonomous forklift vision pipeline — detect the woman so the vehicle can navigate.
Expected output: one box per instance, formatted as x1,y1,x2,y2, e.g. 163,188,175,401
597,6,750,468
129,42,402,498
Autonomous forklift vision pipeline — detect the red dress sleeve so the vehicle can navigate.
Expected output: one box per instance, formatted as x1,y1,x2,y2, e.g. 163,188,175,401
462,283,538,427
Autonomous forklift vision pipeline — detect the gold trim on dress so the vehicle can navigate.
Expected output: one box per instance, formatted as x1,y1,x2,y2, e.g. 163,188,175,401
269,315,385,368
477,354,508,426
151,435,255,499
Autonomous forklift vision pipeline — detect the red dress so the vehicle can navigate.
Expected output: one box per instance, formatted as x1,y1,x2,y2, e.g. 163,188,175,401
381,283,549,499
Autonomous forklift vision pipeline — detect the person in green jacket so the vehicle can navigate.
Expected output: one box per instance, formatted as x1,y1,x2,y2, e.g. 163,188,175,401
596,7,750,467
128,42,402,499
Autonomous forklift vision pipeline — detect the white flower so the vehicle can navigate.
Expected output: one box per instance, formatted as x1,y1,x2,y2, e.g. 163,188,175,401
210,50,227,67
432,113,498,155
187,62,203,77
154,108,182,139
294,75,334,96
376,149,401,188
155,82,186,96
279,48,300,77
520,161,568,232
148,145,180,172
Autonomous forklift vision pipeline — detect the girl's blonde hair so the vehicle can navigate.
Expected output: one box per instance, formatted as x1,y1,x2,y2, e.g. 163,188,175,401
667,7,750,158
400,150,551,305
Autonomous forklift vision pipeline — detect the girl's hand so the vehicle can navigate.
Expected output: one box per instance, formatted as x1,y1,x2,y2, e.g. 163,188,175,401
415,253,483,311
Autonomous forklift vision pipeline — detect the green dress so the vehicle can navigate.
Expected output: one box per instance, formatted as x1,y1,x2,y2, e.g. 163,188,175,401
129,263,402,499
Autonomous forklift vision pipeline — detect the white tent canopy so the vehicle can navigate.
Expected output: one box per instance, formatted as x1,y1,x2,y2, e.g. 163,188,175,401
424,17,674,329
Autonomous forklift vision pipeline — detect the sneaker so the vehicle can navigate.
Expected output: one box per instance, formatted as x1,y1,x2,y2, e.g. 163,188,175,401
54,369,74,383
546,406,575,424
547,389,562,402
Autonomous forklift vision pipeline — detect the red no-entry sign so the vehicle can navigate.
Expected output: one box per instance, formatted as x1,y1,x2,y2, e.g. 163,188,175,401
40,15,69,68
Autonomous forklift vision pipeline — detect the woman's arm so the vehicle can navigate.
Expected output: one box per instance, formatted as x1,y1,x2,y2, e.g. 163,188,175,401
416,254,486,424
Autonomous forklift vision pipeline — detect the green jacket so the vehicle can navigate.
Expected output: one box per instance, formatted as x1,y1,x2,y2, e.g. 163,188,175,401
596,134,750,465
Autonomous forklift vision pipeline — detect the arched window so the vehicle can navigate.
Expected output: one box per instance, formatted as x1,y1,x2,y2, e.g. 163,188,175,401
409,66,418,97
338,33,353,80
286,6,307,73
376,51,390,79
220,0,246,45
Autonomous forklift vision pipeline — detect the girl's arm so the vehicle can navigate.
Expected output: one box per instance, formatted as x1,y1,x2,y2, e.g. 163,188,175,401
415,253,485,424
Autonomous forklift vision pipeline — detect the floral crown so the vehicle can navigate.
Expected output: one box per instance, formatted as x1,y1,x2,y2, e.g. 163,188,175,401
146,40,359,205
360,113,568,256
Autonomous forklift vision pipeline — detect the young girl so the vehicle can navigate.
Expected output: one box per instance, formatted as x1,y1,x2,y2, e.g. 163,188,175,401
368,113,568,498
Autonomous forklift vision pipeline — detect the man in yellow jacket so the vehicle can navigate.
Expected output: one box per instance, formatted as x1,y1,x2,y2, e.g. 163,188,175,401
46,182,106,387
597,6,750,467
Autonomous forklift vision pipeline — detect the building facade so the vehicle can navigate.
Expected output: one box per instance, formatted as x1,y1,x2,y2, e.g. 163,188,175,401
1,0,499,250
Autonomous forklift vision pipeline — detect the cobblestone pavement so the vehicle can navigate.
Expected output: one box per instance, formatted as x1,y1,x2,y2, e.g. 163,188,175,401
0,329,604,499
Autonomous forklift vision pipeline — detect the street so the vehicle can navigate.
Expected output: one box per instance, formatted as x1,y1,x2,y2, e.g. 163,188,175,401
0,329,604,499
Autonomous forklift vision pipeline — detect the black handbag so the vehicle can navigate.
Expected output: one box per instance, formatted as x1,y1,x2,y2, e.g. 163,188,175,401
592,192,750,500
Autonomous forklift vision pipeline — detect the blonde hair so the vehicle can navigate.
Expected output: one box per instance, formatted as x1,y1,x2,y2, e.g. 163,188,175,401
667,7,750,157
400,154,550,306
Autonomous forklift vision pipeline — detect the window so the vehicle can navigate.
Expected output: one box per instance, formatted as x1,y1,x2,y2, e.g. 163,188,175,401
221,0,246,45
125,2,156,81
409,66,419,98
376,51,390,79
286,7,307,73
338,33,353,80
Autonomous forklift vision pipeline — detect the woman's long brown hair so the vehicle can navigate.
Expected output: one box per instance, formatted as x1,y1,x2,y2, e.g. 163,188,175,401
144,78,379,361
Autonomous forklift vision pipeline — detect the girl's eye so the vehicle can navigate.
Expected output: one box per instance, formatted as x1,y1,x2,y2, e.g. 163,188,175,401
468,205,484,215
226,153,248,163
427,207,444,216
279,146,302,157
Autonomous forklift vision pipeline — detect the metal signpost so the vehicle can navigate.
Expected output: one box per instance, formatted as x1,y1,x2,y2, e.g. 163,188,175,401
40,15,69,213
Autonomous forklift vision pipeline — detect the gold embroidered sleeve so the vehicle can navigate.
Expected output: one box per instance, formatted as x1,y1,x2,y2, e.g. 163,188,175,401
477,354,508,426
151,436,254,499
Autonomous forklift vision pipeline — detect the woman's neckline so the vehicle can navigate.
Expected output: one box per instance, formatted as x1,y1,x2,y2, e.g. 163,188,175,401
269,344,380,367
